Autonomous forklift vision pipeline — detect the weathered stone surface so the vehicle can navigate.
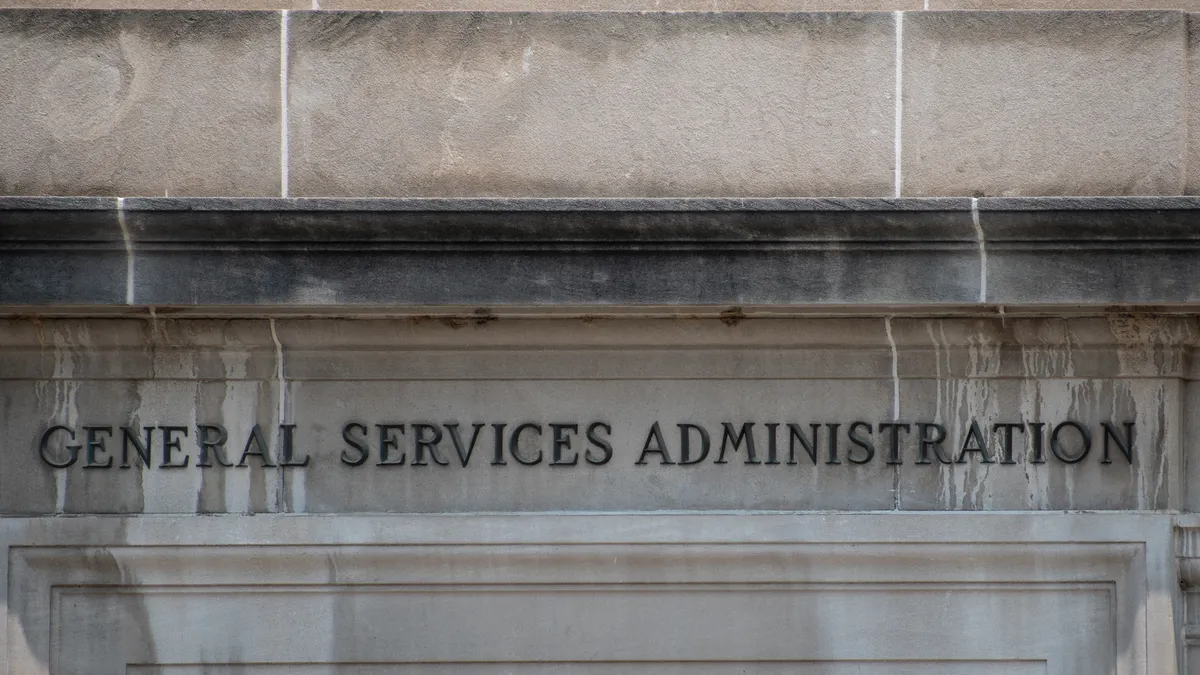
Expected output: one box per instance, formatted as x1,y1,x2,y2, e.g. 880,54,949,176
889,317,1185,511
6,0,1198,8
14,197,1200,307
0,316,1187,514
0,199,984,307
288,12,896,198
933,0,1200,7
1189,13,1200,194
0,0,303,7
0,513,1179,674
317,0,914,9
977,206,1200,304
0,10,280,196
901,11,1186,196
0,0,915,7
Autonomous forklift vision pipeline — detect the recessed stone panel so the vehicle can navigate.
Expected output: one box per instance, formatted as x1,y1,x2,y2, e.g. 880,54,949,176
0,513,1173,675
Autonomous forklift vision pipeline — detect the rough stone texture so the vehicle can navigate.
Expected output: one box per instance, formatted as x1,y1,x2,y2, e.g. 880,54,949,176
1,0,304,6
890,317,1186,510
977,207,1200,304
933,0,1200,6
1178,519,1200,673
0,316,1188,514
317,0,915,8
13,197,1200,308
0,10,280,196
1187,382,1200,512
0,0,918,6
4,0,1199,7
0,200,988,307
287,12,896,198
1189,13,1200,194
901,11,1186,197
0,0,1194,9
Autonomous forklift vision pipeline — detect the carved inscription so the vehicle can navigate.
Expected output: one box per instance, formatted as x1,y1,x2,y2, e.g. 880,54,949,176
35,419,1135,470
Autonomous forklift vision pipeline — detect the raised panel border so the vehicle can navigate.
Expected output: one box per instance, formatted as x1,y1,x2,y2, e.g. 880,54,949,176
0,513,1179,674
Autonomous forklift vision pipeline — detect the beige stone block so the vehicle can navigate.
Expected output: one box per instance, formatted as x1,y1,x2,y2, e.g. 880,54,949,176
0,11,281,196
0,0,301,7
288,12,897,198
932,0,1200,8
317,0,916,9
901,11,1186,197
1188,13,1200,193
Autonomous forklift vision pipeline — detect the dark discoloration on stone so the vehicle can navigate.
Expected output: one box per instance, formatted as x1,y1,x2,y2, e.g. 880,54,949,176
978,208,1200,304
8,198,1200,307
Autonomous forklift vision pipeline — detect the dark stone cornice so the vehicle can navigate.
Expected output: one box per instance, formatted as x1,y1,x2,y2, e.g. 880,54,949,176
3,196,1200,308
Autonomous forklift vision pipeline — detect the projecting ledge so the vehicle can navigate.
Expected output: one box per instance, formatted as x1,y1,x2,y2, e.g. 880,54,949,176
4,196,1200,308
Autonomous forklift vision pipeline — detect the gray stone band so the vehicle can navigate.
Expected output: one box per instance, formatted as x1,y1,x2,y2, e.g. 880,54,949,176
4,196,1200,308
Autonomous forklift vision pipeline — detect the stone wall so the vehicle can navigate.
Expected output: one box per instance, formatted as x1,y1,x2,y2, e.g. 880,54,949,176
0,314,1189,675
1,9,1198,197
0,315,1191,514
3,0,1200,672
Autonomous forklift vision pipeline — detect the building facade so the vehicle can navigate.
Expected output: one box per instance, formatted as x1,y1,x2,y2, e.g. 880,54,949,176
2,4,1200,674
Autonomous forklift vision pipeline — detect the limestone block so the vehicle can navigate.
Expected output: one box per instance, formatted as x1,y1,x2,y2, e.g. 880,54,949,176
1189,14,1200,194
890,317,1187,510
977,200,1200,304
315,0,915,9
287,12,897,198
0,10,280,196
0,316,1190,514
0,200,125,304
932,0,1200,7
112,206,980,306
0,0,914,8
0,0,303,7
0,513,1179,674
901,11,1186,196
0,319,283,514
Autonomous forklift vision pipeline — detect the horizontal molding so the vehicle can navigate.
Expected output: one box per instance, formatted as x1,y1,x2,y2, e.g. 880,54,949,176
5,198,1200,307
11,195,1200,212
0,316,1195,381
0,512,1175,545
0,514,1169,674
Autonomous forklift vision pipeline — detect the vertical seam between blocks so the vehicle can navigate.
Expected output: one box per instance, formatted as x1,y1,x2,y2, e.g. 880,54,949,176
885,315,900,420
270,318,288,512
893,11,904,199
280,10,290,199
971,197,987,304
885,315,901,511
117,196,134,305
